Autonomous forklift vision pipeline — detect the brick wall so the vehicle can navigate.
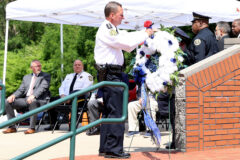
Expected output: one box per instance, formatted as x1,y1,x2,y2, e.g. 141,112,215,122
175,45,240,152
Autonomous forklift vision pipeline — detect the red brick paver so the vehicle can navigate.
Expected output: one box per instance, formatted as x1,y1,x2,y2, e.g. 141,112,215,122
53,147,240,160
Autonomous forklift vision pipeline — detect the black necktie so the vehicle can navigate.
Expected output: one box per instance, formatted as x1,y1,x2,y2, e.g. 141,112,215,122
116,27,119,34
69,73,77,94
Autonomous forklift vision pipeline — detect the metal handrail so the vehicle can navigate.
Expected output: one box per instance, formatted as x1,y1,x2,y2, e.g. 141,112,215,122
0,83,6,115
0,81,128,160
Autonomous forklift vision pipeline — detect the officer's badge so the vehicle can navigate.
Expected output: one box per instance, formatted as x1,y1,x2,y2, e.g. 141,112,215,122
110,29,117,36
194,39,201,46
88,76,93,81
106,23,112,29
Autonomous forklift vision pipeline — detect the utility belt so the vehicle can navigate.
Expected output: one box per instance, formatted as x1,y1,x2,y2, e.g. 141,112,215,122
94,63,123,81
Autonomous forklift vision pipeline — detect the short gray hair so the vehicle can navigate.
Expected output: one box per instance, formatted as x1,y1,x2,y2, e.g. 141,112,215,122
104,1,122,18
30,60,41,67
217,21,231,34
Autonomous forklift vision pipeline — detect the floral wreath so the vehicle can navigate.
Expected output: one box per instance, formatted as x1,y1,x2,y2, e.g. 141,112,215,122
131,21,185,94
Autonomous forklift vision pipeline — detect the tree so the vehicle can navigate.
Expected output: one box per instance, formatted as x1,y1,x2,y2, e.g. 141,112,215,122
40,24,98,96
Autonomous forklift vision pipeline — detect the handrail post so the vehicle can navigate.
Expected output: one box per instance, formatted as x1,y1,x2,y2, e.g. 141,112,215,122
69,96,78,160
0,83,6,115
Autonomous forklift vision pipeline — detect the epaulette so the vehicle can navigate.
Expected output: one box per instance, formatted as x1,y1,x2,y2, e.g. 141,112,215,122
106,23,113,29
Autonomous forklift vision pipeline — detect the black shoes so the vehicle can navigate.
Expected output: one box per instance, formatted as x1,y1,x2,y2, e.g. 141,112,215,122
166,143,176,149
104,152,130,159
44,125,60,131
98,152,105,156
86,127,100,136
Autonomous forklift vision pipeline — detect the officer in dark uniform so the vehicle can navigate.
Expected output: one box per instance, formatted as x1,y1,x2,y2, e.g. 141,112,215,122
172,26,195,67
94,1,153,159
188,12,219,63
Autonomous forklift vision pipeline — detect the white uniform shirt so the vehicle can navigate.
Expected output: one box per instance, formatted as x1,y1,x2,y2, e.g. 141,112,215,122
94,20,149,65
59,71,93,96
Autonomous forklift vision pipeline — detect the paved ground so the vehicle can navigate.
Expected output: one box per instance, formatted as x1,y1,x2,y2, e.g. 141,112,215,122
0,123,172,160
53,147,240,160
1,123,240,160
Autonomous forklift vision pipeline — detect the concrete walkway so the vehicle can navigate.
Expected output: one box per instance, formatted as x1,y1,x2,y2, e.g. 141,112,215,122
54,148,240,160
0,124,172,160
1,124,240,160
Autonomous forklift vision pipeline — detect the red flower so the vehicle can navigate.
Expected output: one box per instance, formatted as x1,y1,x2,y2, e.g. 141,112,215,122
139,41,144,46
146,55,151,59
144,20,153,28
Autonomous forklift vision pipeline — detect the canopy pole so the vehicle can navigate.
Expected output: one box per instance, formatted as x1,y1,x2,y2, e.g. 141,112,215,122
60,24,64,82
3,20,9,85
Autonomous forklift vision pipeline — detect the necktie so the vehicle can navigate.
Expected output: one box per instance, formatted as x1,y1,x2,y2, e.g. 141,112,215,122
69,73,77,94
116,27,119,34
30,75,37,95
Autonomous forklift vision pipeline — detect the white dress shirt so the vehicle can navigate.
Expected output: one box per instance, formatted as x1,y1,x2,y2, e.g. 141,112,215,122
59,71,93,96
94,20,149,65
26,74,37,96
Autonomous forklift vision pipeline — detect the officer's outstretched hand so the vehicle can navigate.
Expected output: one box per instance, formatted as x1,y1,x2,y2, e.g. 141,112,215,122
145,28,154,36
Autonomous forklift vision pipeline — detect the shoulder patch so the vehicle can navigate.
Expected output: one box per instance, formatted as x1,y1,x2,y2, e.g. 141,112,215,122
106,23,113,29
110,29,117,36
88,76,93,81
194,39,201,46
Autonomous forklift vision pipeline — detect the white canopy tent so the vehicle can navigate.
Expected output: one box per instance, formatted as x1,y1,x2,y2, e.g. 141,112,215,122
3,0,240,84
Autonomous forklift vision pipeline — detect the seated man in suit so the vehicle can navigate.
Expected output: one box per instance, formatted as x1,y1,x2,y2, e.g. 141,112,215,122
86,89,103,136
2,60,51,134
45,59,93,130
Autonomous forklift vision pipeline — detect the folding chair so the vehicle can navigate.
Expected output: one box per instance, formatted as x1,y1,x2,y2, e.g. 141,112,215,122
52,92,91,133
16,98,50,131
156,92,171,131
16,109,48,130
155,111,169,131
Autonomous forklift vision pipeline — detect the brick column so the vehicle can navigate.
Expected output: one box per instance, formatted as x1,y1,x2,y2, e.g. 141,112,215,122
175,45,240,152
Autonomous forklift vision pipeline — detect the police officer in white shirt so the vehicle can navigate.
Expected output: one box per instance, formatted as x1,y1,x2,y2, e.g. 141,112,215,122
45,59,93,130
94,1,153,159
59,60,93,97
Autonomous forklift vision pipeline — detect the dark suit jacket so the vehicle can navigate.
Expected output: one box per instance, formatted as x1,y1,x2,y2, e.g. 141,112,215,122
217,35,229,51
13,71,51,101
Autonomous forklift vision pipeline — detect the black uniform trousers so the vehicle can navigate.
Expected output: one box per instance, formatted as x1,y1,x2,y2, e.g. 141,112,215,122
99,72,125,154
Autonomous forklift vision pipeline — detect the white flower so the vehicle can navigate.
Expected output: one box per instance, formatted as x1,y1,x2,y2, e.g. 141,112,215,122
133,28,182,93
154,31,179,54
178,55,184,62
144,38,157,55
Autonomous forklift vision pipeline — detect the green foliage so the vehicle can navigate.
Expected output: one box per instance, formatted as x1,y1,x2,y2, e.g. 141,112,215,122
39,24,98,96
0,45,40,96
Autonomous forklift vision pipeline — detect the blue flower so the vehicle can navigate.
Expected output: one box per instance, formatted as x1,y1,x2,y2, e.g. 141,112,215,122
170,58,176,63
140,51,145,56
163,81,168,86
144,41,148,47
133,66,146,84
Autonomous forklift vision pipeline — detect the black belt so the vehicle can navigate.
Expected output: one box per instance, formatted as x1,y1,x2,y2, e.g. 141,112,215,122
95,63,123,81
95,64,123,72
107,64,123,72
